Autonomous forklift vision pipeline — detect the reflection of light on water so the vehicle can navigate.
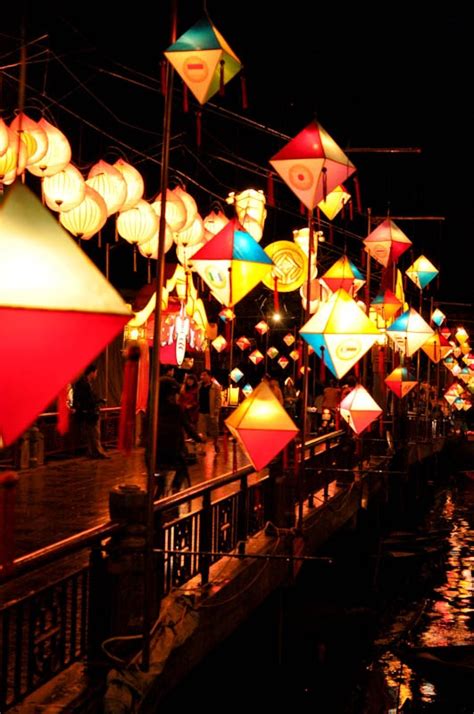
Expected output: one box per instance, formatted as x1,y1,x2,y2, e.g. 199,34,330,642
420,681,436,702
381,651,413,708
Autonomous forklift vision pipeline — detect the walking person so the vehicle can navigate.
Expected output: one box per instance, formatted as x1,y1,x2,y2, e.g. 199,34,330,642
72,363,109,459
178,373,199,427
197,369,222,452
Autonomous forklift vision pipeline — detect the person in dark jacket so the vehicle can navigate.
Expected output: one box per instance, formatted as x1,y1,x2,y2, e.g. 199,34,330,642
72,364,109,459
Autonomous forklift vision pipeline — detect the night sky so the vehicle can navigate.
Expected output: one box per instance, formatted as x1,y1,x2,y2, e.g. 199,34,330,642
2,3,472,324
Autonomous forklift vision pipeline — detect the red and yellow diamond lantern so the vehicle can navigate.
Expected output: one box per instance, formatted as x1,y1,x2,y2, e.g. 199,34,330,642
225,381,298,470
299,289,380,379
386,308,434,357
370,289,403,322
269,121,356,210
0,183,131,447
384,367,418,398
317,184,351,221
339,385,382,435
278,356,289,369
283,333,295,346
267,346,279,359
255,320,269,335
249,349,264,365
421,332,453,363
364,219,412,267
164,16,242,105
320,255,365,295
212,335,228,352
236,336,251,350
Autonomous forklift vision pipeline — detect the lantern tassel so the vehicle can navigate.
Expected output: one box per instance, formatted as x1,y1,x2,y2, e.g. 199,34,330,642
118,343,141,455
299,201,306,215
349,200,354,221
240,74,248,109
0,471,18,576
183,84,189,113
378,346,385,379
147,257,151,284
133,244,137,272
57,384,70,436
335,408,340,430
219,60,225,96
354,176,362,213
320,346,326,383
274,276,280,312
160,60,167,96
196,110,202,148
322,166,328,201
354,361,360,379
267,171,275,207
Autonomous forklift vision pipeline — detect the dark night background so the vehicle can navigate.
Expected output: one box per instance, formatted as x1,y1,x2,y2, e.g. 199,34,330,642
2,2,472,327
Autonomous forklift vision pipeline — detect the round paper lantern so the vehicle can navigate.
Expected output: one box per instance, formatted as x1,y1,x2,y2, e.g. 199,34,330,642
87,160,127,216
152,188,187,232
203,208,229,240
174,214,205,247
43,164,85,212
117,200,159,246
176,240,205,267
173,185,198,231
59,185,107,240
0,118,8,156
113,159,144,210
262,240,307,292
27,118,71,177
0,127,28,182
10,113,48,166
138,226,173,260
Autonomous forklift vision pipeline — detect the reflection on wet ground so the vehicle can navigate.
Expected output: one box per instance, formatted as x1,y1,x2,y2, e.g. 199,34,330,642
380,480,474,711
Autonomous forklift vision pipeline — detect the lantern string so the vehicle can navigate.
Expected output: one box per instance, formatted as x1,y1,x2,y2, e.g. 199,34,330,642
15,22,27,179
354,176,362,214
240,74,248,110
267,171,275,207
183,84,189,113
196,110,202,147
160,60,167,96
273,276,279,313
219,60,225,96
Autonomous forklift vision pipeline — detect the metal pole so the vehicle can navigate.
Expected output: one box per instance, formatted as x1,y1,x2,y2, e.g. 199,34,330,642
143,0,177,671
105,243,110,403
362,208,371,385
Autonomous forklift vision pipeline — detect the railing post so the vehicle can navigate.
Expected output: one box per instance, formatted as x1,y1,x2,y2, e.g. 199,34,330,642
199,492,212,586
237,475,248,554
87,543,109,671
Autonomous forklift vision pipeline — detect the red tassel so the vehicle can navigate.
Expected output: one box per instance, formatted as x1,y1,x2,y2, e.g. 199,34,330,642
0,471,18,576
320,346,326,382
219,60,225,96
224,319,231,346
294,441,299,479
196,110,202,147
223,429,229,461
274,276,280,312
267,171,275,207
57,384,70,435
335,409,340,430
322,166,328,201
232,439,237,473
299,201,306,215
349,200,354,221
118,343,141,455
354,176,362,213
240,74,248,109
378,346,385,379
160,60,167,96
136,341,150,414
354,360,360,378
183,84,189,113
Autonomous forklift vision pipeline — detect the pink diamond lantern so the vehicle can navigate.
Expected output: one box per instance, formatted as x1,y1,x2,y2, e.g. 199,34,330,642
339,385,382,435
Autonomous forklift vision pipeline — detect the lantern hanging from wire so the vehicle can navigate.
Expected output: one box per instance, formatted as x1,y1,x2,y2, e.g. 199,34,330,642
59,185,108,241
226,189,267,242
299,289,380,379
42,164,85,212
384,367,418,398
283,333,295,346
269,121,356,210
405,255,439,290
113,159,144,210
0,126,28,184
152,188,187,233
363,219,412,267
0,118,8,156
0,183,131,447
317,184,351,220
230,367,244,383
174,214,205,247
27,119,71,177
370,289,403,322
278,356,289,369
225,381,298,470
255,320,269,335
339,385,383,435
261,240,307,293
455,326,469,345
87,160,127,216
212,335,228,352
386,308,434,357
164,16,242,104
236,336,251,350
192,218,273,307
267,347,279,359
431,308,446,327
320,255,365,295
203,208,229,240
249,350,264,365
421,332,453,363
10,113,48,167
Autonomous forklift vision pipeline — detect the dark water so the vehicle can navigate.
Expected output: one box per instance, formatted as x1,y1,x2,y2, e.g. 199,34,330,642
159,471,474,713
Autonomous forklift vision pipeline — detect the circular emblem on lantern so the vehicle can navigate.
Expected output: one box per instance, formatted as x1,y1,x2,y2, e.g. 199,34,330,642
262,240,308,292
204,265,227,291
183,55,209,84
288,163,314,191
336,338,362,361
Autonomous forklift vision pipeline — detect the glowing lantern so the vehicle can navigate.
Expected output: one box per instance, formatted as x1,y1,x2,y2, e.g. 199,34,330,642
431,308,446,327
406,255,438,290
384,367,418,397
363,219,412,267
203,208,229,240
227,189,267,242
255,320,269,335
320,255,365,295
0,183,130,446
60,185,107,240
164,16,242,104
225,381,298,470
0,127,28,183
317,184,351,220
230,367,244,383
386,308,434,357
176,240,205,268
283,333,295,346
300,289,379,379
236,336,251,350
269,121,356,210
249,350,264,365
289,350,299,361
28,119,71,177
370,289,402,322
42,164,85,212
440,326,451,340
117,200,159,246
267,347,279,359
113,159,144,210
262,240,307,293
0,118,8,156
173,186,198,232
219,307,235,322
455,327,469,344
10,113,48,166
138,226,174,261
340,385,383,435
175,215,205,247
421,332,453,363
192,219,273,307
212,335,228,352
152,189,187,232
87,160,127,216
278,356,289,369
242,383,253,397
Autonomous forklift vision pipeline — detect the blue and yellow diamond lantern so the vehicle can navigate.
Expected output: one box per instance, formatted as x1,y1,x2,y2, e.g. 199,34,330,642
192,218,273,307
386,308,434,357
431,308,446,327
405,255,438,290
299,289,380,379
164,17,242,105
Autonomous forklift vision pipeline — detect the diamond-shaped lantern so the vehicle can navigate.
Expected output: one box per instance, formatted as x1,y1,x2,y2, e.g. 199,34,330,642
249,350,264,365
192,219,273,307
299,289,380,379
261,240,308,293
164,16,242,105
230,367,244,383
255,320,269,335
406,255,438,290
455,327,469,345
236,336,251,350
283,333,295,346
320,255,365,295
421,332,453,363
364,219,412,267
370,289,403,322
242,383,253,397
386,308,434,357
431,308,446,327
289,350,300,361
212,335,228,352
267,347,279,359
0,183,131,447
317,184,351,221
225,381,298,470
384,367,418,398
340,385,383,435
269,121,356,210
278,356,289,369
